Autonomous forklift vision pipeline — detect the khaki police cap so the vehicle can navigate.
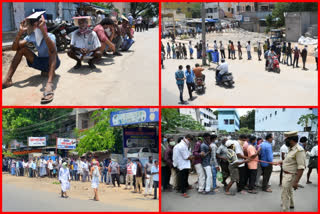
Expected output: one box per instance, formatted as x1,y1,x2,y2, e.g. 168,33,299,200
284,131,298,138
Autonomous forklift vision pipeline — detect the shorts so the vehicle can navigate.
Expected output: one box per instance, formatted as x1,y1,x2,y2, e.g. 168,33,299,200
228,164,239,182
27,55,60,72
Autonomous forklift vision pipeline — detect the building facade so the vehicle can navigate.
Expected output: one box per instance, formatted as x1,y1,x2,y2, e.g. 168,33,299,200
179,108,218,131
218,109,240,132
162,2,198,18
255,108,318,131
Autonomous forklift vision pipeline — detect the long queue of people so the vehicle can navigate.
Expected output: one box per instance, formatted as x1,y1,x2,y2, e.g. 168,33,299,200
161,132,318,211
3,156,159,200
2,12,136,104
162,38,318,71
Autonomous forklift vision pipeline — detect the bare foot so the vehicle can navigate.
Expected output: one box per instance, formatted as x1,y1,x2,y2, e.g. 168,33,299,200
2,80,13,89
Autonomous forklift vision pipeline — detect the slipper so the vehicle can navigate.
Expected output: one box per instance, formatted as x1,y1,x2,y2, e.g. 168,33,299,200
2,81,13,89
306,181,312,184
41,83,54,104
74,63,82,69
264,189,272,193
182,193,190,198
225,192,235,196
247,190,257,194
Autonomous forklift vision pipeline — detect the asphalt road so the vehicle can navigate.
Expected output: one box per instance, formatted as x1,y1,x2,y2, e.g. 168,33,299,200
161,167,318,212
3,183,145,211
2,27,159,106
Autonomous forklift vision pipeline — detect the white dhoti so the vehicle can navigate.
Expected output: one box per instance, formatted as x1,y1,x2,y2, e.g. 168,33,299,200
91,176,100,189
59,167,71,192
61,180,70,192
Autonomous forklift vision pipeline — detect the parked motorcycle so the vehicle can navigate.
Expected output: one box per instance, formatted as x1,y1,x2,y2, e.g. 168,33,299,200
48,21,78,52
266,55,280,73
195,77,205,94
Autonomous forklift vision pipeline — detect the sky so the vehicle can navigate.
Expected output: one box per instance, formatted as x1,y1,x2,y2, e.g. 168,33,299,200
211,108,254,117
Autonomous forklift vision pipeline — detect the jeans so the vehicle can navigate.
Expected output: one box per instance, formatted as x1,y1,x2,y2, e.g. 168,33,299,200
293,56,299,67
153,180,159,199
247,51,251,59
111,174,120,187
186,82,195,99
177,84,184,102
220,50,225,59
211,165,217,189
101,171,107,183
82,170,89,182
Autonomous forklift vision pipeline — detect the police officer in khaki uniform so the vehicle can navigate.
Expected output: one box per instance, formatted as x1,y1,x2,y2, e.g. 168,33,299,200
277,131,306,212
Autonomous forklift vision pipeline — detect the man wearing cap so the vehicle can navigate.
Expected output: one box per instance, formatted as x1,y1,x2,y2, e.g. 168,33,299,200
68,16,102,69
2,12,60,104
119,15,134,51
277,131,306,212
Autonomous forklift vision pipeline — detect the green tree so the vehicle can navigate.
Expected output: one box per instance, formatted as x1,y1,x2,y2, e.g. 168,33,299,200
297,113,318,131
161,109,205,134
213,110,219,119
269,3,318,28
190,3,201,18
130,3,159,18
2,109,73,146
218,130,228,135
237,127,253,135
75,109,123,155
240,110,255,130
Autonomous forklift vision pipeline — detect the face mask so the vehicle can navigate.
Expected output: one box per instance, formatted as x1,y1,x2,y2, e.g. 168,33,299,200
105,28,112,37
169,141,175,146
34,28,43,46
184,138,190,146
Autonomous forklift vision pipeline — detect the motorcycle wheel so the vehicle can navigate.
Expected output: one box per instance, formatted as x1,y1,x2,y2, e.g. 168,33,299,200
56,35,68,52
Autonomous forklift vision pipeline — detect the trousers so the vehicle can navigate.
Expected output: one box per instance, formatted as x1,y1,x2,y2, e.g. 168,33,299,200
281,173,296,211
194,163,205,192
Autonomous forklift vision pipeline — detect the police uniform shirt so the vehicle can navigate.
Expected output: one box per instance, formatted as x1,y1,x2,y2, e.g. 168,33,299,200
283,144,306,174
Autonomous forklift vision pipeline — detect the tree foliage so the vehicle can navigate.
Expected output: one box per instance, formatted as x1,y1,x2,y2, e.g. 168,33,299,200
75,109,123,156
130,3,159,18
297,113,318,131
191,3,201,18
2,109,73,146
240,110,255,130
269,3,318,28
162,109,205,134
237,127,253,135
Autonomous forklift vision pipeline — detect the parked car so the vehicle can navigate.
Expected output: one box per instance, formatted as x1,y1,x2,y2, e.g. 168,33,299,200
127,147,158,160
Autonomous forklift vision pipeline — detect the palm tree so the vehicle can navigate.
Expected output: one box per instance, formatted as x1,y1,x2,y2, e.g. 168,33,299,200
297,114,318,131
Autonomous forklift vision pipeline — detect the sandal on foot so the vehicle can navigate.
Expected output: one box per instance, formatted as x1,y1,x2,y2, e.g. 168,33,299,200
41,83,54,104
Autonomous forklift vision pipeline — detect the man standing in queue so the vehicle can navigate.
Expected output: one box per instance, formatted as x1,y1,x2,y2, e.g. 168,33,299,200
278,131,306,212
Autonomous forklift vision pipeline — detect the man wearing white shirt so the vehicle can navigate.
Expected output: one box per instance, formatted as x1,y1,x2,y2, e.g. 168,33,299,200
82,159,89,182
246,41,252,60
307,141,318,184
173,134,193,198
279,143,289,186
235,135,247,194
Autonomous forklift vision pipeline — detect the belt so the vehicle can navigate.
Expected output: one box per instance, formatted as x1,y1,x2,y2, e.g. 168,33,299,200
283,170,297,175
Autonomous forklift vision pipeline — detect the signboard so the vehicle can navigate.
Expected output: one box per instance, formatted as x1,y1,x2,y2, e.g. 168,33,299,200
28,137,46,147
57,138,77,150
110,108,159,127
123,127,157,148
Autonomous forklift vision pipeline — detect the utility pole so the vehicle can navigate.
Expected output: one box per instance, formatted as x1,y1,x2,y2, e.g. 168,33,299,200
201,3,207,66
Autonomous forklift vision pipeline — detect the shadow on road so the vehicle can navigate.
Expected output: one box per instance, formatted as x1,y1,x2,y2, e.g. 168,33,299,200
13,74,61,93
67,66,102,75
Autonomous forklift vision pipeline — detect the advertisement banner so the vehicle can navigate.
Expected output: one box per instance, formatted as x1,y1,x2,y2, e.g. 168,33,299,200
110,108,159,127
123,127,157,148
57,138,77,150
28,137,46,147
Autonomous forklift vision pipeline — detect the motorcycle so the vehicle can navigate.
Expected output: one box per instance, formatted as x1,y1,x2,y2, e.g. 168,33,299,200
266,55,280,73
195,76,205,94
48,22,78,52
216,70,235,88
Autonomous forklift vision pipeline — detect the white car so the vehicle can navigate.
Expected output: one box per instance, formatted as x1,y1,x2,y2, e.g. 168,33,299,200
127,147,158,160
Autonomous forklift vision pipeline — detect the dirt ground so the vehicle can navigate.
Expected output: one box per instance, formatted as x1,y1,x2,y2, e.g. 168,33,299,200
2,173,158,211
161,29,318,106
2,28,159,106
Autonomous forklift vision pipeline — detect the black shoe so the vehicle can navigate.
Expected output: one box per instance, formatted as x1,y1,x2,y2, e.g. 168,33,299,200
88,62,96,69
74,62,82,69
113,52,122,56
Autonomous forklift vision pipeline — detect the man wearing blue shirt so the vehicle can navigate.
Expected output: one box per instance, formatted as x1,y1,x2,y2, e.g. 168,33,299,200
151,160,159,200
2,12,60,104
260,133,274,192
185,65,196,101
175,65,187,104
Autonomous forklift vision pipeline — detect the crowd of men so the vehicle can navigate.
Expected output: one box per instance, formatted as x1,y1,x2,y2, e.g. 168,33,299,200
2,11,140,104
3,155,159,200
161,132,318,211
162,38,318,71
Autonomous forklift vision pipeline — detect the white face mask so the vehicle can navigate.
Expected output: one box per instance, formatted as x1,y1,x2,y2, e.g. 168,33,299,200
105,28,112,37
34,28,43,46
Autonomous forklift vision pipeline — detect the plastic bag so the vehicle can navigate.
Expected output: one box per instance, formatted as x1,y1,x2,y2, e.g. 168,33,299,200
217,171,223,182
